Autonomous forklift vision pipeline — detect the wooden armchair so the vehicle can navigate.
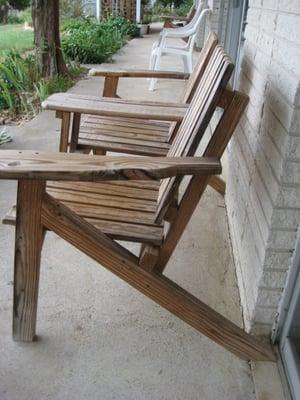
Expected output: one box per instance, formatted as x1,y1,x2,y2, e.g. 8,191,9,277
1,44,276,362
161,3,196,29
43,33,225,195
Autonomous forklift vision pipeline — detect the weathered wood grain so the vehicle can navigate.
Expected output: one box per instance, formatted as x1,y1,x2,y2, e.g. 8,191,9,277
89,69,190,79
0,151,221,181
41,193,276,362
42,93,187,122
13,180,45,341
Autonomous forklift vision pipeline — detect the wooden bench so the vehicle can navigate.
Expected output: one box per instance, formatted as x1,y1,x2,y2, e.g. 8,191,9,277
0,44,276,362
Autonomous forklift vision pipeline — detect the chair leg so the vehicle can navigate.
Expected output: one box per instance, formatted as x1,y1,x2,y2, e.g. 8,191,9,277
187,55,193,73
182,55,193,73
149,51,161,91
13,180,45,341
69,112,81,153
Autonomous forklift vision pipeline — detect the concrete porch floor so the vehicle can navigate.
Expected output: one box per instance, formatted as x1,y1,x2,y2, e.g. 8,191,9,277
0,25,285,400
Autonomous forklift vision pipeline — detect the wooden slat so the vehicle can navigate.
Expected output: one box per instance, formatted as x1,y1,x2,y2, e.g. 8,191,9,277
103,76,119,97
42,93,188,122
79,128,171,149
89,69,190,79
183,31,219,103
156,45,234,219
70,113,81,152
48,181,159,201
46,186,157,213
82,118,170,138
78,139,169,157
0,151,222,182
3,204,164,244
59,112,70,152
208,176,226,196
86,115,171,129
41,193,276,362
156,92,249,271
13,180,45,341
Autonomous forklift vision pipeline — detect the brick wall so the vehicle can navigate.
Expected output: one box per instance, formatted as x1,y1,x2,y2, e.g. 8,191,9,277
226,0,300,335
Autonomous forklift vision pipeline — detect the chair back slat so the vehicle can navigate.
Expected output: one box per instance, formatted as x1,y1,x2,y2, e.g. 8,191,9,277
156,45,234,221
167,32,218,142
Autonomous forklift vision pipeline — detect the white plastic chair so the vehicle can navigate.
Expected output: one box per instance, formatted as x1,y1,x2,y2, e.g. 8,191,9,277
149,2,211,91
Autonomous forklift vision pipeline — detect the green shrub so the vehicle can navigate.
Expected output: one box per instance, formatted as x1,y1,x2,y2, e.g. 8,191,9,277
0,50,82,117
61,16,137,64
151,0,193,20
7,15,23,24
18,7,32,23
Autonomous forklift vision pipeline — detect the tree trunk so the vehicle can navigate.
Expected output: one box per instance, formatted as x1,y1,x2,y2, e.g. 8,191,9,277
32,0,68,77
0,3,9,24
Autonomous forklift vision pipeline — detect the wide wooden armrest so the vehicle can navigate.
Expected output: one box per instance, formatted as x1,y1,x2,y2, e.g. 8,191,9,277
161,14,189,21
89,69,189,80
0,151,221,181
42,93,187,122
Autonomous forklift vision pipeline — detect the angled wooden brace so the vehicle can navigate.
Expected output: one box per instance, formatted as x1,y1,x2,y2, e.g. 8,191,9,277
0,151,276,362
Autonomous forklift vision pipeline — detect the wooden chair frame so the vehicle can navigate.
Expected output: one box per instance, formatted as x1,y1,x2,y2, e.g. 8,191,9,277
0,44,276,363
43,32,226,196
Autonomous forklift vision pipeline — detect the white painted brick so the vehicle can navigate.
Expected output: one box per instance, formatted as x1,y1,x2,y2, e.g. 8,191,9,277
265,86,300,134
262,0,278,11
241,55,270,93
253,306,278,324
257,289,282,307
281,161,300,184
276,185,300,208
250,322,276,336
287,136,300,159
261,106,289,154
268,59,300,107
276,13,300,45
267,229,298,250
259,270,288,289
247,8,261,28
260,9,277,33
278,0,300,14
264,250,293,270
272,38,300,77
271,208,300,230
225,0,300,335
250,0,262,9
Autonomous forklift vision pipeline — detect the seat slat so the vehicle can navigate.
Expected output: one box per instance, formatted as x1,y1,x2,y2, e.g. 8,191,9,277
81,123,170,140
48,181,159,201
47,187,157,213
79,128,171,149
85,115,171,133
2,205,164,244
78,139,169,156
46,181,164,244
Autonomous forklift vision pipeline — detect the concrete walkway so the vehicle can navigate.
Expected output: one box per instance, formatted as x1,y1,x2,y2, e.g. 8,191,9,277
0,26,267,400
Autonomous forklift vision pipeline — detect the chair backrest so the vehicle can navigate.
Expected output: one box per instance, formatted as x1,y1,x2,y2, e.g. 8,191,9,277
167,31,219,142
178,3,210,44
186,3,196,22
156,44,235,220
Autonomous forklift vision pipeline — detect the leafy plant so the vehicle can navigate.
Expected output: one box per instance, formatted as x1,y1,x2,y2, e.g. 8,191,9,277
0,50,82,118
61,16,137,64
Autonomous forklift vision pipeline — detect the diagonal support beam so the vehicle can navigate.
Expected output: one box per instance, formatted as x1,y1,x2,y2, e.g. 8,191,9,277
41,193,276,362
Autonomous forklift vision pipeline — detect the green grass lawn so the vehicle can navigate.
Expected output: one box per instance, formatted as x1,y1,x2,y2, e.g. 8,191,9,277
0,24,34,57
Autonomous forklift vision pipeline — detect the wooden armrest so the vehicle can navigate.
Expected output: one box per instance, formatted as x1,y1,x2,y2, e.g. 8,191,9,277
161,14,189,21
0,151,222,181
42,93,188,122
89,69,189,80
